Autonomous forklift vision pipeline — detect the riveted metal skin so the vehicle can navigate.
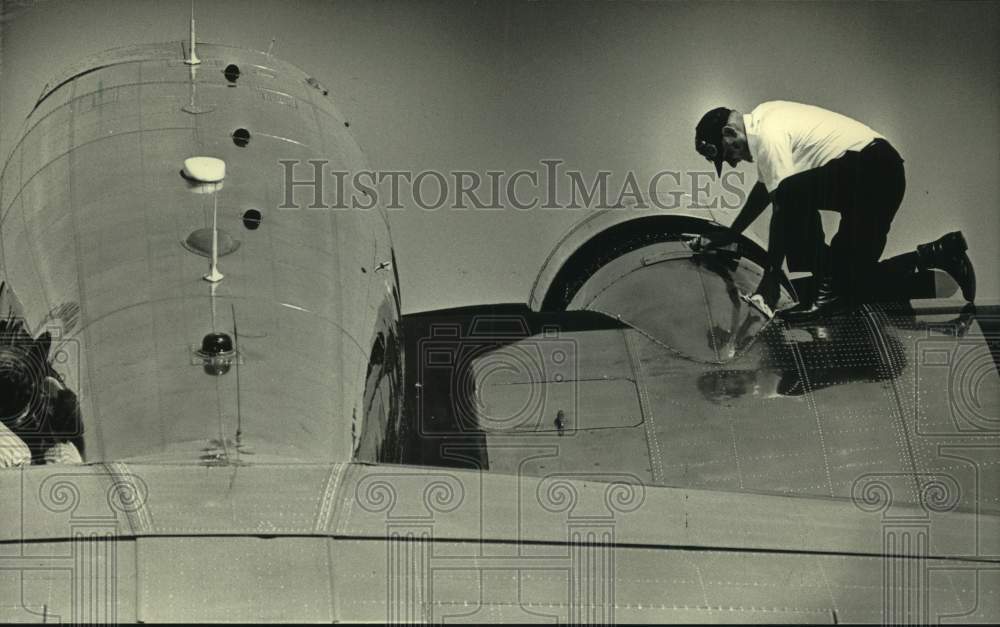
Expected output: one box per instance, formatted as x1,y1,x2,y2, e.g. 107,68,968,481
0,43,401,463
2,40,998,626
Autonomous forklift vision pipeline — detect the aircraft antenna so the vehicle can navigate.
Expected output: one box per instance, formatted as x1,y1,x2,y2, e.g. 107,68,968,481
209,281,218,331
205,194,224,282
232,303,243,447
184,0,201,65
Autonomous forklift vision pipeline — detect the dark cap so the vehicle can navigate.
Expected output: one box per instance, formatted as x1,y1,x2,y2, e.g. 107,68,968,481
695,107,733,175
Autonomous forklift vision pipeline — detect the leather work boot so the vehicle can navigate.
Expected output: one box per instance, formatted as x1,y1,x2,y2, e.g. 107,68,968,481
916,231,977,302
779,273,850,322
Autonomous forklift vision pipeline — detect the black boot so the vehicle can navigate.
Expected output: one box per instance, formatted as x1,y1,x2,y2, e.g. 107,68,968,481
779,273,849,321
916,231,976,302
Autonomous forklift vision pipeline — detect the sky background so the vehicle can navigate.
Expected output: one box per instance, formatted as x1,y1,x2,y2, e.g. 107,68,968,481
1,0,998,313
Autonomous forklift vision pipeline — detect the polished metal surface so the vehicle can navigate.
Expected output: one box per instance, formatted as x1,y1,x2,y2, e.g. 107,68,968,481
474,296,998,513
0,43,400,463
567,241,792,363
2,36,997,625
1,462,996,622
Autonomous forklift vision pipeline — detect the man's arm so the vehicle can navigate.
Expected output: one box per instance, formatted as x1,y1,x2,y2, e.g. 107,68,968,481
750,194,788,309
692,180,770,251
729,180,770,235
764,197,788,273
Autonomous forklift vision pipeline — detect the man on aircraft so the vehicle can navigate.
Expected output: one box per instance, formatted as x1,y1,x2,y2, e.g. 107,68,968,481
692,101,976,320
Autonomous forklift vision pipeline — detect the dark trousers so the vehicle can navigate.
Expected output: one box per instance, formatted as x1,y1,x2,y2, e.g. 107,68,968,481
772,139,915,302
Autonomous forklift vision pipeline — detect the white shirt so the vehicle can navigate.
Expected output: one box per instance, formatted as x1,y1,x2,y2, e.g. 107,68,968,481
744,101,884,193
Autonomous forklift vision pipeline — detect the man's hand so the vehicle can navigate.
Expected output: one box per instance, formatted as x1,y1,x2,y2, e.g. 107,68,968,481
737,270,781,319
752,269,781,311
689,229,737,253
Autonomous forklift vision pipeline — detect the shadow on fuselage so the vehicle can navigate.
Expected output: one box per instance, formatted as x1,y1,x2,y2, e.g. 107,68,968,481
400,304,626,469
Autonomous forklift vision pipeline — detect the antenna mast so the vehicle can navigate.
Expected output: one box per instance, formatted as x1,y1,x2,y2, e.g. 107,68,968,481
184,0,201,65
